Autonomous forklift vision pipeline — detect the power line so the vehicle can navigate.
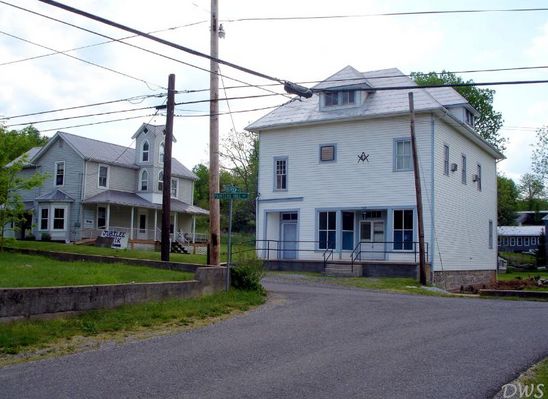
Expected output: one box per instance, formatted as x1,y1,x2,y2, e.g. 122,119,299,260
38,0,285,84
221,7,548,23
39,114,155,132
4,92,286,127
1,94,165,120
0,29,165,90
0,20,208,68
2,0,290,99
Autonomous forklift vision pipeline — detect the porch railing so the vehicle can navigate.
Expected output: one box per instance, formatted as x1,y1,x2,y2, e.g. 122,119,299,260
350,241,429,269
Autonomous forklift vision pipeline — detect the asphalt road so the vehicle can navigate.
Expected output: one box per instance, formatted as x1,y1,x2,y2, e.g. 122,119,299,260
1,276,547,399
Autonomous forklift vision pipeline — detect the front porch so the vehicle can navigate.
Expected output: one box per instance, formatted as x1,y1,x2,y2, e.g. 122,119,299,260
80,190,208,251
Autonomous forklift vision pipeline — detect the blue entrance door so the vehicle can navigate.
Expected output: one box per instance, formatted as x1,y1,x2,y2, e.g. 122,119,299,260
281,223,297,259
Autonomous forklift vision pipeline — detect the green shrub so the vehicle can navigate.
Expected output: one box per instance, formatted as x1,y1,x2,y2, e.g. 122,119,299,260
230,253,265,293
41,232,51,241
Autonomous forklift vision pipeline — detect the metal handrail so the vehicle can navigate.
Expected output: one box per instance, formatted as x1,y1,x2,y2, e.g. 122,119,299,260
323,248,334,271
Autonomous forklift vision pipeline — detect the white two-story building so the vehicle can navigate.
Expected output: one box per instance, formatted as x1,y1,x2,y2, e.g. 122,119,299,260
247,66,504,290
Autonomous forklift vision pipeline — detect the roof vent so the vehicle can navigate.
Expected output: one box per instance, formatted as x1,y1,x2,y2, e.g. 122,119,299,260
450,163,458,172
143,127,148,134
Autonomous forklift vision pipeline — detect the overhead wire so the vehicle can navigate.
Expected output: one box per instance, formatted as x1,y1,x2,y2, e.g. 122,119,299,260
0,1,291,99
0,29,165,91
221,7,548,23
0,20,208,68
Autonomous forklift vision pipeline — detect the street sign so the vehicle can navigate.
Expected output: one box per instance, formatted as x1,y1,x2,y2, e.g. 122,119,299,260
214,192,249,200
213,186,250,291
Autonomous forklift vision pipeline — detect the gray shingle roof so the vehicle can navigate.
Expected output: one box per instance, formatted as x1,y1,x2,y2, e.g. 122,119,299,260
32,127,196,180
82,190,208,215
5,147,41,168
36,189,75,202
498,226,545,236
246,67,474,131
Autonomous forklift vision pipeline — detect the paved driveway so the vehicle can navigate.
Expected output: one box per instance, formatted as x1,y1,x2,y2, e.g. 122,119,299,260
1,276,547,399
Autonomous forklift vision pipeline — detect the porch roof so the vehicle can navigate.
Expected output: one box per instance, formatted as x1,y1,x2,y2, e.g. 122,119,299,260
82,190,209,216
36,189,75,202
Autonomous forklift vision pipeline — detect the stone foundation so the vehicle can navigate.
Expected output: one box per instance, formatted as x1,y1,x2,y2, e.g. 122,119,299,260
433,270,496,292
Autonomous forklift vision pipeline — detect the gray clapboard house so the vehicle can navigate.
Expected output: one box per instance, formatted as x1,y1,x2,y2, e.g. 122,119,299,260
6,123,208,246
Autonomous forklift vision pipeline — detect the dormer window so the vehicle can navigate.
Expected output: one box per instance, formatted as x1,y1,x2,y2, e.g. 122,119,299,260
322,90,356,108
465,109,475,127
142,141,150,162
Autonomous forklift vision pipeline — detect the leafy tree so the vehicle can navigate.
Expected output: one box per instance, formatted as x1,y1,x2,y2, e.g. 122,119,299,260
192,163,210,210
518,173,546,211
411,71,506,152
0,125,48,249
497,175,518,225
537,229,546,267
532,125,548,181
0,125,48,166
0,155,46,250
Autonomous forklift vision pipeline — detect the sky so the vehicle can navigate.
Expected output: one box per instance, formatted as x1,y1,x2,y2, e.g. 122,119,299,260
0,0,547,183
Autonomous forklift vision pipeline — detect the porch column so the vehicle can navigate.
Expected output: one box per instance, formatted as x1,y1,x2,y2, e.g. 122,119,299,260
106,204,110,230
130,207,134,240
192,215,196,243
154,209,158,241
173,212,178,239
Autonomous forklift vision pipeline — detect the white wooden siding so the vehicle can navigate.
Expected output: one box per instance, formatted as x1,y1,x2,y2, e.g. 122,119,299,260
433,118,497,271
257,115,434,259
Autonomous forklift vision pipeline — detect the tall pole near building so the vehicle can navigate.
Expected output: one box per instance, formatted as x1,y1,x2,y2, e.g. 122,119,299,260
209,0,221,266
408,92,427,285
161,73,175,262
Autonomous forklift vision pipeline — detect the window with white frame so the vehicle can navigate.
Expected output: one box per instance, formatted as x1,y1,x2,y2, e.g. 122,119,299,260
171,179,178,198
517,237,523,246
531,237,537,246
318,211,336,250
52,208,65,230
503,237,508,246
275,158,287,190
465,109,475,127
323,90,355,107
394,139,412,171
159,142,165,163
140,169,148,191
141,140,150,162
55,161,65,186
443,145,449,176
393,209,413,250
510,237,516,246
462,154,467,184
158,171,164,191
320,145,336,162
524,237,530,246
40,208,48,230
98,165,108,188
97,206,106,229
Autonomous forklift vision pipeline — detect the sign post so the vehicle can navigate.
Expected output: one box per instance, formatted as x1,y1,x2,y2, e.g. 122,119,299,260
214,185,249,291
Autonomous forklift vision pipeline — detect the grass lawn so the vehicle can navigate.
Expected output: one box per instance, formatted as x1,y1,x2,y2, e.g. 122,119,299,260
267,271,449,297
4,240,209,264
0,289,265,361
498,269,548,281
500,251,537,267
0,252,194,288
521,357,548,392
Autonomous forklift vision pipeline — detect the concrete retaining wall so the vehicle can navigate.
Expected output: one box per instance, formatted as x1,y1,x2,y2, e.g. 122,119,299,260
0,249,226,319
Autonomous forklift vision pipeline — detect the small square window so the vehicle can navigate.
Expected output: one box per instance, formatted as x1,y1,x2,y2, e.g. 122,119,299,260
320,145,335,162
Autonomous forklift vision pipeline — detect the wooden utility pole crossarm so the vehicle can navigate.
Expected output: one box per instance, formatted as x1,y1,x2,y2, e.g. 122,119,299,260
408,92,427,285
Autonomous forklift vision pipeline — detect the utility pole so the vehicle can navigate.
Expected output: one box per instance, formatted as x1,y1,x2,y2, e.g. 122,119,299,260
161,73,175,261
209,0,221,266
408,92,427,285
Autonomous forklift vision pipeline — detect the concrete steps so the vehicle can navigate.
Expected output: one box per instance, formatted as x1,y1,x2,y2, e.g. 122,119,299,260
324,263,361,277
